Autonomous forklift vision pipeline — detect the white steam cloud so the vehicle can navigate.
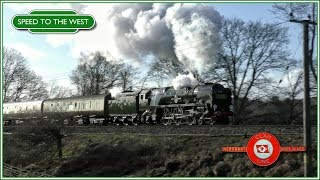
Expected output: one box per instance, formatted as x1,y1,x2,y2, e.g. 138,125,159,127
109,87,122,97
167,4,221,72
172,73,199,90
45,3,222,73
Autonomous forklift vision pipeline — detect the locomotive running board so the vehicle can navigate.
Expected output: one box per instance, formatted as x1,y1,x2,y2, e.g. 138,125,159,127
151,103,204,108
109,114,138,117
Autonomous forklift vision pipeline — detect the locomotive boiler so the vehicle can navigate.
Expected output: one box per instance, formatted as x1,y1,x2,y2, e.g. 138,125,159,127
143,83,233,125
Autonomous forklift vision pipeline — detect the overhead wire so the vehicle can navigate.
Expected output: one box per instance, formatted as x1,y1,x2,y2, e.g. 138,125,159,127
41,72,71,77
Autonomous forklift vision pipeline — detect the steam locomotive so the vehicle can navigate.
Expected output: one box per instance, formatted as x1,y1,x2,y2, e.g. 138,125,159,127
3,83,233,126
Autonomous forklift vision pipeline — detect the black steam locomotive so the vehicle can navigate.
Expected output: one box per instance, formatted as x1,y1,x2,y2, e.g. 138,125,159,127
3,83,233,126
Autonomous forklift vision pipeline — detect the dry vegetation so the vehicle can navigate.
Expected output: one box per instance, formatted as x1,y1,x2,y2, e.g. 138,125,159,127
3,132,318,177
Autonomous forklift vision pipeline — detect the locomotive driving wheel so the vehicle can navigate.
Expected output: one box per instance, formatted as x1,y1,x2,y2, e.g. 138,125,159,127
145,115,153,125
197,116,205,125
123,117,129,126
208,116,216,125
186,115,197,125
162,108,171,125
132,117,139,125
77,117,84,125
174,108,183,125
114,117,120,126
108,117,114,125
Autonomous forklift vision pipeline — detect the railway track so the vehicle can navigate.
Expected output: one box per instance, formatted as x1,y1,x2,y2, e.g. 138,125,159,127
4,125,316,136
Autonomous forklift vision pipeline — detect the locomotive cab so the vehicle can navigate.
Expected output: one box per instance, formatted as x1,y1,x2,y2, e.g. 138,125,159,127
149,87,170,106
139,89,152,111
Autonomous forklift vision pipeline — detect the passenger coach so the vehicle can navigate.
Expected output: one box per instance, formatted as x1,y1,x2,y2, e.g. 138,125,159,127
3,101,43,125
42,94,110,125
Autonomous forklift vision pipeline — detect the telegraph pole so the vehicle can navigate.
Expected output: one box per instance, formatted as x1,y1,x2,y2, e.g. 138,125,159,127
289,16,316,177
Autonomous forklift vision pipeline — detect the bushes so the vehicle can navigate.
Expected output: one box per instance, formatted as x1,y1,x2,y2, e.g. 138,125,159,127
56,143,155,176
4,133,317,177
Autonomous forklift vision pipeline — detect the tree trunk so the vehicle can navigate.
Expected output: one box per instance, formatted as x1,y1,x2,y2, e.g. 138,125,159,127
57,129,63,159
232,96,239,125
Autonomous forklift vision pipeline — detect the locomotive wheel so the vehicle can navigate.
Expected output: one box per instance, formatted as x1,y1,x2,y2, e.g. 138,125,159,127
198,117,205,125
108,117,114,125
77,118,84,125
145,115,153,125
127,117,133,125
83,117,90,125
162,117,170,125
183,98,189,104
208,116,216,125
119,117,125,125
114,117,120,126
123,117,129,126
186,116,196,125
132,118,139,126
175,118,182,125
102,119,108,125
144,116,149,125
175,108,183,125
162,108,171,125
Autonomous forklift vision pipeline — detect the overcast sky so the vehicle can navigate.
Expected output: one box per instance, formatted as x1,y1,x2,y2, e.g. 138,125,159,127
3,2,304,91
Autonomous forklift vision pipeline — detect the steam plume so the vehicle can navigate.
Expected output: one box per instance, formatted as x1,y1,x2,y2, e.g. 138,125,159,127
172,73,199,90
69,3,222,73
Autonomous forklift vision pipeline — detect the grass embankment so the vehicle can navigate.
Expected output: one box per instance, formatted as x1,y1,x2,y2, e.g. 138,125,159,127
4,133,318,177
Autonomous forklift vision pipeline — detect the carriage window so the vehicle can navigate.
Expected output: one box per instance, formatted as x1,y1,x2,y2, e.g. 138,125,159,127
75,103,77,108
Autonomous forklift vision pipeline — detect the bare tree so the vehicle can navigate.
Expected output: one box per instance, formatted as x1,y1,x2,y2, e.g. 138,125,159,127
3,48,48,102
282,69,303,124
147,58,185,87
208,19,291,124
70,51,122,96
47,81,74,99
119,63,138,91
271,3,317,82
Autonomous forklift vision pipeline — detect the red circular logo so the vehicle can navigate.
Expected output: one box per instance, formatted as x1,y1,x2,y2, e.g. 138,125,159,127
246,132,281,166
